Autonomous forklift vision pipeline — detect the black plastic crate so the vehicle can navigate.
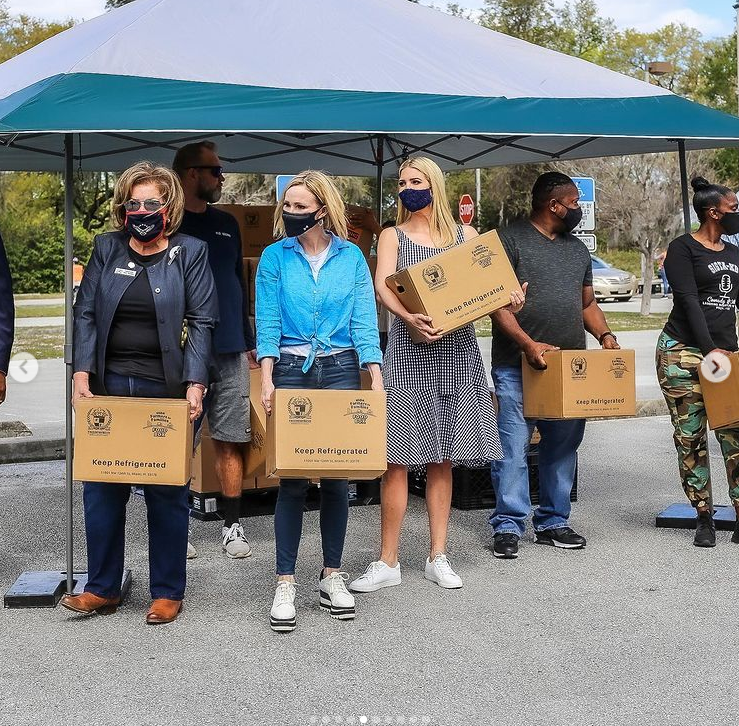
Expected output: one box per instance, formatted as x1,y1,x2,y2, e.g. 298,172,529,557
409,450,578,511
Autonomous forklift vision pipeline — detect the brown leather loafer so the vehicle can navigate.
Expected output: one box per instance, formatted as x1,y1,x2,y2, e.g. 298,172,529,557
146,598,183,625
60,591,120,616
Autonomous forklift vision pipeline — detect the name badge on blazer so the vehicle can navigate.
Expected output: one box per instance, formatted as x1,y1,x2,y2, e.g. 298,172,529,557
114,267,136,277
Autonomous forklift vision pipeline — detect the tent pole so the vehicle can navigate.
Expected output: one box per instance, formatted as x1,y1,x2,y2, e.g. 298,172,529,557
375,135,385,221
64,134,75,594
677,140,691,234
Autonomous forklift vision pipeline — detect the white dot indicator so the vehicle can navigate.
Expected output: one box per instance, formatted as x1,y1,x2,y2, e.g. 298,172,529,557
701,351,732,383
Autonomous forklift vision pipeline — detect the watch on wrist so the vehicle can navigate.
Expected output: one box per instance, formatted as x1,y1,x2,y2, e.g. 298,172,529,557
598,331,617,345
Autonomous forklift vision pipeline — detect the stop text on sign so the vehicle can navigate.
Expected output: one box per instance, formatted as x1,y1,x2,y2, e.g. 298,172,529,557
459,194,474,224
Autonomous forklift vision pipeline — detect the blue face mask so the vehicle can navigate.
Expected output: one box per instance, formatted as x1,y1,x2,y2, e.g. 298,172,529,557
399,187,433,212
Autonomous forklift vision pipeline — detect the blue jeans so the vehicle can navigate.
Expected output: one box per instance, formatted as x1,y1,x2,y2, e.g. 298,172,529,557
489,366,585,537
83,371,190,600
659,267,670,294
272,351,360,575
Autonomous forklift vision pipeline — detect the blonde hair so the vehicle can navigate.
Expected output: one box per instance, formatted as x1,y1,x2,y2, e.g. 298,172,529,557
112,161,185,237
396,156,457,247
273,170,348,240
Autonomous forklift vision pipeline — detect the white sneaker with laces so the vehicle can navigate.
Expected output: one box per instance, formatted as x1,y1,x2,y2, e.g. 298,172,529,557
222,523,252,559
424,553,463,589
348,561,401,593
319,572,355,620
270,581,297,632
186,541,198,560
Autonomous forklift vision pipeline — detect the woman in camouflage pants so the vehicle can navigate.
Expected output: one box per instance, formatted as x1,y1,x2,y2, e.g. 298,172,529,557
656,177,739,547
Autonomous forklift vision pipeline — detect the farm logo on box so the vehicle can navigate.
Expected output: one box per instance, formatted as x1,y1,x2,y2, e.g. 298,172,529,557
144,412,176,438
86,408,112,436
571,357,588,379
422,263,447,290
609,357,629,380
344,397,376,425
470,244,496,269
251,428,265,451
288,396,313,424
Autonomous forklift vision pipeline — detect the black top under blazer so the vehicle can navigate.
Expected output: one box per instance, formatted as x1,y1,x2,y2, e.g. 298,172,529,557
73,231,219,397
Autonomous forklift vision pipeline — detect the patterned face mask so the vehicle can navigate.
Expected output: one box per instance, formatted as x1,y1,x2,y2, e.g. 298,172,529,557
399,188,433,212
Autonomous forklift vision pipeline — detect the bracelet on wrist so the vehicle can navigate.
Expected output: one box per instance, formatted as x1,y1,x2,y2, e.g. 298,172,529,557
598,331,617,345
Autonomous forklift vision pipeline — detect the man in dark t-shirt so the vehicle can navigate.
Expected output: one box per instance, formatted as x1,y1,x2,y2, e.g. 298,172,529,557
490,172,618,559
174,141,257,561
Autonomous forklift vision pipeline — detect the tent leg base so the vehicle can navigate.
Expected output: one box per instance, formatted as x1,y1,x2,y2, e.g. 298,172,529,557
3,569,133,609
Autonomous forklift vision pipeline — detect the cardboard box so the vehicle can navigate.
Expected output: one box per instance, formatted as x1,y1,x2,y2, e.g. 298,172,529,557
189,435,260,494
267,389,387,479
385,229,522,343
74,397,193,485
522,349,636,419
243,256,259,316
245,368,268,477
217,204,276,257
698,351,739,429
346,205,375,260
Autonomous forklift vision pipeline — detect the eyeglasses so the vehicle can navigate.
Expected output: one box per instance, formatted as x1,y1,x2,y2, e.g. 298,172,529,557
122,198,166,213
187,165,224,178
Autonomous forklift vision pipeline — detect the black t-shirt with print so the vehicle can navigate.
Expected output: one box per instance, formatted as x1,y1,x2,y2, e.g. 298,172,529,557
663,234,739,354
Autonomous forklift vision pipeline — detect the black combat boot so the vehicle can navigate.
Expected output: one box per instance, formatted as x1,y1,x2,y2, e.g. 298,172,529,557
694,510,716,548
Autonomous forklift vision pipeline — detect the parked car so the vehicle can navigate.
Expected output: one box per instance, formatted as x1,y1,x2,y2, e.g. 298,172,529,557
637,277,664,296
590,255,638,302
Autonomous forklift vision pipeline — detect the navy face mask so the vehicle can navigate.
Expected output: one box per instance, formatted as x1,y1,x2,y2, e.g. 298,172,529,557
399,187,433,212
283,208,323,237
125,210,166,244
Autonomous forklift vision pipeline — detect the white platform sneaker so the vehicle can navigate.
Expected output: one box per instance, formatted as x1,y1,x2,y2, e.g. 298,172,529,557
319,572,355,620
270,581,297,632
222,523,252,559
186,541,198,559
424,553,463,589
348,561,402,592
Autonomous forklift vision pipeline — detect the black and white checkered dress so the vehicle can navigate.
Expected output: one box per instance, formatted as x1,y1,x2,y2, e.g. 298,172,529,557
384,226,503,468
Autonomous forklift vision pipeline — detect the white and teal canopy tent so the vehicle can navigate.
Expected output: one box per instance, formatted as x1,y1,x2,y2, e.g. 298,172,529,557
2,0,739,603
1,0,739,175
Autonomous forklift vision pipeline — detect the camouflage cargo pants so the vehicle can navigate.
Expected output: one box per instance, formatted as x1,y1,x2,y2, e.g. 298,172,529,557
656,332,739,510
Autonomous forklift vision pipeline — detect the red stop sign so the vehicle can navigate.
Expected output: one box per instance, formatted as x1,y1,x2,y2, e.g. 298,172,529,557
459,194,474,225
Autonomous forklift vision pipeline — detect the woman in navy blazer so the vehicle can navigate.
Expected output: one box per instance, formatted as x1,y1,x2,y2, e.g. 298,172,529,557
62,162,218,625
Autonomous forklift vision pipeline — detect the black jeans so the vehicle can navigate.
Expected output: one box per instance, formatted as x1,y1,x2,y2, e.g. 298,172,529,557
272,351,360,575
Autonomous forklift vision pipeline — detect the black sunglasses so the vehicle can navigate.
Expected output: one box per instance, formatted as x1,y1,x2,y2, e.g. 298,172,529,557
123,198,165,213
187,165,224,178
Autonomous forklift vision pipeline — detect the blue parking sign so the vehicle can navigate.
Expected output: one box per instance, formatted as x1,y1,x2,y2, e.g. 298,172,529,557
276,174,295,202
571,177,595,203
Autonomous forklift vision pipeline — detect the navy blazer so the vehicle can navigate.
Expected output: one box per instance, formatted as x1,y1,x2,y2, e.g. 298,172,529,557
73,231,218,396
0,231,13,374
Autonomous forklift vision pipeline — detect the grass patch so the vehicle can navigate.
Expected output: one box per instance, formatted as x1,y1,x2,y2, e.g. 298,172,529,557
474,311,667,338
15,304,65,319
11,326,64,359
13,293,63,301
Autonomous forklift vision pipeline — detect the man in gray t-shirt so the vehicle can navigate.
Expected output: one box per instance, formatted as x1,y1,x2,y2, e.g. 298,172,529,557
489,172,618,559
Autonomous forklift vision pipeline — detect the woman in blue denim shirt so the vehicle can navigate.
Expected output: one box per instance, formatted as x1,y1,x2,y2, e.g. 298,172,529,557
256,171,383,632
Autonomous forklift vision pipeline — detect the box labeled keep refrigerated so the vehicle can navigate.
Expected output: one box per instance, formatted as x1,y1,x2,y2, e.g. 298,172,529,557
698,351,739,429
74,397,193,485
522,349,636,419
266,389,387,479
385,229,521,343
217,204,276,257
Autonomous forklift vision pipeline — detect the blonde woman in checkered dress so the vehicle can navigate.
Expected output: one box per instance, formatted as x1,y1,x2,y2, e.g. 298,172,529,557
350,157,525,593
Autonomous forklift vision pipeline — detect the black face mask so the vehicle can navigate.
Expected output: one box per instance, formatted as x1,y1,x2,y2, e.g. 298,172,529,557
720,211,739,236
283,209,323,238
125,210,166,244
554,203,583,233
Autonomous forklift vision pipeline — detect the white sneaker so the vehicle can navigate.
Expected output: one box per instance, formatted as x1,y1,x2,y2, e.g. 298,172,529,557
319,572,355,620
270,581,297,632
186,541,198,560
424,553,463,589
222,523,252,559
348,560,401,592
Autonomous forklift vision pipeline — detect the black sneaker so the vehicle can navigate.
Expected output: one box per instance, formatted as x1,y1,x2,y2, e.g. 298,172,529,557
493,533,519,559
534,526,586,549
693,511,716,547
732,520,739,545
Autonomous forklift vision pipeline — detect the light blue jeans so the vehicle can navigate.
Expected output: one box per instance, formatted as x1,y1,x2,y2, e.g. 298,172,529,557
489,365,585,537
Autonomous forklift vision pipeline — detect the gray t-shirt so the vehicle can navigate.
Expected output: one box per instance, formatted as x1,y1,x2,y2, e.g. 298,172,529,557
492,219,593,368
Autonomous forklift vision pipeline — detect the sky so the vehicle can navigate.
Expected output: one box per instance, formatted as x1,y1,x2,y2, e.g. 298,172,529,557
4,0,737,37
